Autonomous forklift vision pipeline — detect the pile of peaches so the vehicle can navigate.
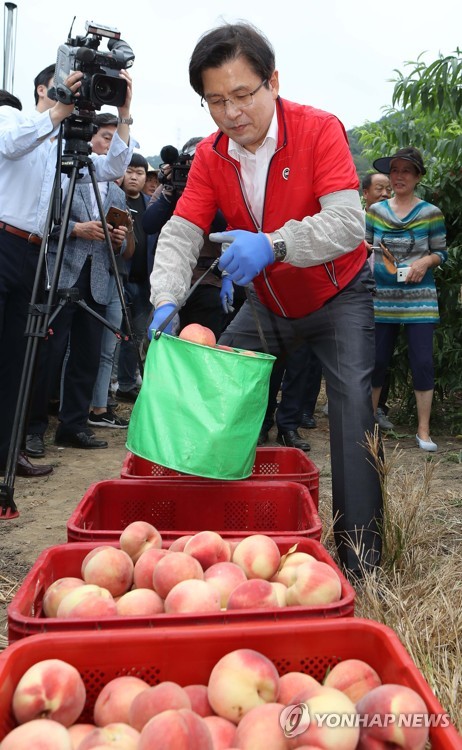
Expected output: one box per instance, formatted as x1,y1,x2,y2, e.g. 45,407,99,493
40,523,344,620
2,646,431,748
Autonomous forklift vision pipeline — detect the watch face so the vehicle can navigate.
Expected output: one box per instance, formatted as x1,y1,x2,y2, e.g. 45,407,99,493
273,239,287,260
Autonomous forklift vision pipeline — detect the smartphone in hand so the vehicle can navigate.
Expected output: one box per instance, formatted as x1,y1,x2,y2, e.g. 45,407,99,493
106,206,131,229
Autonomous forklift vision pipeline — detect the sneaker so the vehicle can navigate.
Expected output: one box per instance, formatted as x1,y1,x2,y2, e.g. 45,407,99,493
88,410,129,429
376,407,394,431
136,371,143,387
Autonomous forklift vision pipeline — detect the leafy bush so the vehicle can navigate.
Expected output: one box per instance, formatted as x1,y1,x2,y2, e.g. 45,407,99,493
355,52,462,432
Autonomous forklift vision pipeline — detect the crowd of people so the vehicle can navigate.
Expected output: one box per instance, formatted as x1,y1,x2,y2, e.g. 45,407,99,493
0,20,447,577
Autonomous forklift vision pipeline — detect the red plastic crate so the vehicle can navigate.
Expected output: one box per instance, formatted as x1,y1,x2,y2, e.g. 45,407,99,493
66,478,321,543
0,619,460,748
121,447,320,508
7,538,354,642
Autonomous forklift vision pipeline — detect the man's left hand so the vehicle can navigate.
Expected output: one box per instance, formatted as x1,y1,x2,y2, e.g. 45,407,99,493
210,229,274,286
117,69,133,119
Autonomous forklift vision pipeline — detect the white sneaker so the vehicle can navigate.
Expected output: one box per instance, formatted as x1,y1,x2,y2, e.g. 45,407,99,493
376,407,394,431
136,372,143,387
322,402,329,416
416,434,437,452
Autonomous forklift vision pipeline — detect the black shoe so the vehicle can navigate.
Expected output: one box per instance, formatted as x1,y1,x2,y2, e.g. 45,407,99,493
300,413,317,429
276,429,310,452
115,387,139,403
55,430,108,449
1,452,54,477
257,428,269,446
25,433,45,458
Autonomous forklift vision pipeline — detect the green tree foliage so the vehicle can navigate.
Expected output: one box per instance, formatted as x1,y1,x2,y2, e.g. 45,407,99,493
355,51,462,431
347,128,372,182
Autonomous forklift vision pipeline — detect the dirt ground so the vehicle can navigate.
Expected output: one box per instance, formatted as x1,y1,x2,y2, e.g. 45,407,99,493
1,397,461,644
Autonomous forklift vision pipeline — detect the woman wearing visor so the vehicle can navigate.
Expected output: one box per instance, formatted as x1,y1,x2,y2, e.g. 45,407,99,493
366,147,447,451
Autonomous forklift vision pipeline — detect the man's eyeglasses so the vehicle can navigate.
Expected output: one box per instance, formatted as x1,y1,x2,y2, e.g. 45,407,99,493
201,80,268,115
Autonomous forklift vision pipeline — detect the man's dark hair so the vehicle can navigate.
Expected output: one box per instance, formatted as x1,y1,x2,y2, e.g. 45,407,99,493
128,153,149,173
189,22,275,98
34,64,55,105
0,89,22,110
362,173,374,191
95,112,118,130
362,172,388,191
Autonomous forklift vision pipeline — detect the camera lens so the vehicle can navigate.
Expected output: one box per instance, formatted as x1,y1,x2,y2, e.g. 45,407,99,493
91,74,127,107
94,77,116,102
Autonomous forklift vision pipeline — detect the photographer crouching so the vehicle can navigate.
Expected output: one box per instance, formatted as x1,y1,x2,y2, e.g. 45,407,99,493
142,138,229,339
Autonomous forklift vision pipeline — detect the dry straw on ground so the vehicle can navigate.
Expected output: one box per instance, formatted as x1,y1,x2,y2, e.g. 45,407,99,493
321,428,462,732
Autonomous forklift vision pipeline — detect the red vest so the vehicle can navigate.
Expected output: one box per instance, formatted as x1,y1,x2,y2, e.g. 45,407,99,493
175,98,366,318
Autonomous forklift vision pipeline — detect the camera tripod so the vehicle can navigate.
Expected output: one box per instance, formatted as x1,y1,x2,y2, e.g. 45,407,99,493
0,115,141,519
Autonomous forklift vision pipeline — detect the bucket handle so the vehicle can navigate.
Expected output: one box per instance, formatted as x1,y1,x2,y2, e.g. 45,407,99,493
154,259,270,353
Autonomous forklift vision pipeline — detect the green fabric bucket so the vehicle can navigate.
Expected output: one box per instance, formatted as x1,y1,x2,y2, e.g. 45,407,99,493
126,334,275,480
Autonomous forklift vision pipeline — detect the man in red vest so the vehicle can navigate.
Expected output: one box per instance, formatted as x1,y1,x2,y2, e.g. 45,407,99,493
149,21,382,579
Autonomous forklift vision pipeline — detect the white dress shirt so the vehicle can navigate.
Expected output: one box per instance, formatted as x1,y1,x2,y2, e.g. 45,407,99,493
227,107,278,227
0,105,137,236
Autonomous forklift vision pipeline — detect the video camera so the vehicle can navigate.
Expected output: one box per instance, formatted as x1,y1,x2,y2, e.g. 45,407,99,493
158,145,193,192
53,20,135,111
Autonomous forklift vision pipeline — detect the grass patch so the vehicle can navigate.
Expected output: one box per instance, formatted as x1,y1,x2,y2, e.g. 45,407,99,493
357,430,462,730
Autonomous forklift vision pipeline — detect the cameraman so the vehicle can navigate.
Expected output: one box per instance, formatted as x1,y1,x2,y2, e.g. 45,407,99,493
0,62,136,477
142,138,227,339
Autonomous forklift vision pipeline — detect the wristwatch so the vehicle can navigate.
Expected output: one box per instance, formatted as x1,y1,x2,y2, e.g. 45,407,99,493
117,116,133,125
271,237,287,262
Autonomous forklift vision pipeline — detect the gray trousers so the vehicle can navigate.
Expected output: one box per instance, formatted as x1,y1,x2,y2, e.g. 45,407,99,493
219,262,383,572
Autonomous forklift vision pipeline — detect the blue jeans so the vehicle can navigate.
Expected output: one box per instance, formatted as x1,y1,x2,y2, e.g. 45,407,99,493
117,279,152,392
91,275,123,408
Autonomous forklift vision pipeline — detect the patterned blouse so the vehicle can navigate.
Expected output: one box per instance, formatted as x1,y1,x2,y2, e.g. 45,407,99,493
365,199,447,324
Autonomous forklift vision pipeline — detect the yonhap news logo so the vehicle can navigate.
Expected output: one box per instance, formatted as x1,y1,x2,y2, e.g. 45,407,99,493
279,703,451,737
279,704,311,738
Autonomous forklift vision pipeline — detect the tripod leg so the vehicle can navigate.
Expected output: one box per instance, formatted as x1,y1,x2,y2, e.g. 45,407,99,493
87,162,144,379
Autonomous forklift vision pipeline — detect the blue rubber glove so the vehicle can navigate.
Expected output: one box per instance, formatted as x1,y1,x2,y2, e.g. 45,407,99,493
148,303,176,340
220,275,234,313
210,230,274,286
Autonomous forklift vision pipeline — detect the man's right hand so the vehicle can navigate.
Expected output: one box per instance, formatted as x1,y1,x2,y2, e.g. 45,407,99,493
148,303,177,339
72,221,106,241
49,71,83,126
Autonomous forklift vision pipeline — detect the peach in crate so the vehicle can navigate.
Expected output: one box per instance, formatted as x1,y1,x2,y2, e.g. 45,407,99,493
7,538,355,643
0,619,459,748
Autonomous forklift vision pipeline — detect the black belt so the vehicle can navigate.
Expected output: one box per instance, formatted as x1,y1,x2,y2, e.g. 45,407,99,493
0,221,42,246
